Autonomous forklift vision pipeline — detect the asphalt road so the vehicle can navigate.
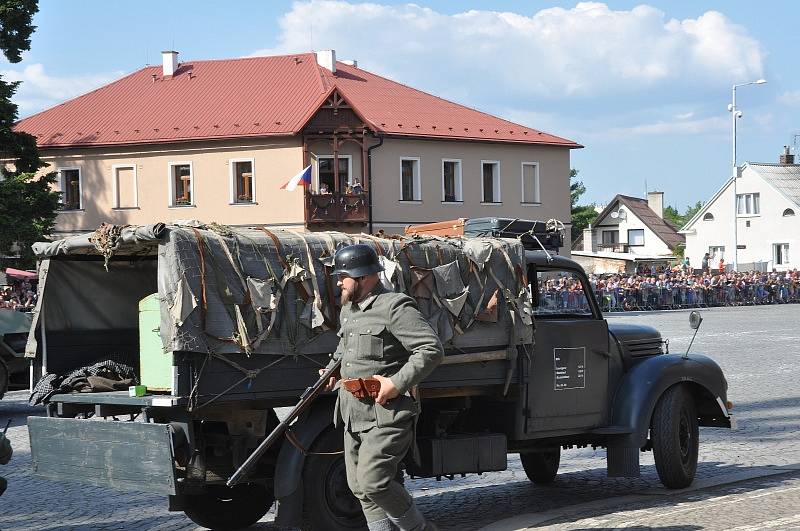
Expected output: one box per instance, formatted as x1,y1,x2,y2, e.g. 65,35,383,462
1,304,798,530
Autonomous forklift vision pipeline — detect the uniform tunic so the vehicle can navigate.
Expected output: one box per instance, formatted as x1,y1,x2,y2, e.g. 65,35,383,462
327,286,443,523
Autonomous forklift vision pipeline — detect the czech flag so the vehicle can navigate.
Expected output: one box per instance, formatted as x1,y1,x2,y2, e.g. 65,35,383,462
280,165,312,191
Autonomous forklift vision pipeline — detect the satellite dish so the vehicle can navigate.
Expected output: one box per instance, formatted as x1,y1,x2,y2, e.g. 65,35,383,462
610,211,619,219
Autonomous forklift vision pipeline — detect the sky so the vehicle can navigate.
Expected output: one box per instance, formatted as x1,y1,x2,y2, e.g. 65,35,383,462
2,0,799,211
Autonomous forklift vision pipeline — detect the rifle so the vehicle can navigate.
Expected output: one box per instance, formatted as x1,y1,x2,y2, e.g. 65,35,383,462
227,359,341,487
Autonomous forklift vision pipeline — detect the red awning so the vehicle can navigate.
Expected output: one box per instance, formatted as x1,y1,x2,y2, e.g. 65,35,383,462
4,268,37,280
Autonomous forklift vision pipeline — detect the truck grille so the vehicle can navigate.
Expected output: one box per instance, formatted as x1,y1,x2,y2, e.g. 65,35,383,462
623,338,663,357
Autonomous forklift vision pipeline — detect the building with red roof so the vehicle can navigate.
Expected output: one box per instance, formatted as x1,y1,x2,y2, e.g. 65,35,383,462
15,50,581,243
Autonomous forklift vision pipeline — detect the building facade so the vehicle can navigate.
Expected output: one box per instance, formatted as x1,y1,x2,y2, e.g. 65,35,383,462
16,50,579,248
681,149,800,272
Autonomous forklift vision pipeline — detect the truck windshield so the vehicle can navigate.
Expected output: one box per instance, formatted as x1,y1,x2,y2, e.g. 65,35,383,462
532,269,593,317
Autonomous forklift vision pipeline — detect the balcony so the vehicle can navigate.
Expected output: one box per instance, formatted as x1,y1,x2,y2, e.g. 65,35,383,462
598,243,630,253
305,191,369,225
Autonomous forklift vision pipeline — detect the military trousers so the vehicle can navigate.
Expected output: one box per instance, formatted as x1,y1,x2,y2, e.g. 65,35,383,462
344,419,414,523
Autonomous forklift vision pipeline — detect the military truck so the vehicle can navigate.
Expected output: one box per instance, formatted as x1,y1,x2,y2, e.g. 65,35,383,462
25,220,733,530
0,308,32,399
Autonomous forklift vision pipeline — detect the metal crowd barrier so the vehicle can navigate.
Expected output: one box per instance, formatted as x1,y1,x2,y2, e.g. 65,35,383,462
591,281,799,312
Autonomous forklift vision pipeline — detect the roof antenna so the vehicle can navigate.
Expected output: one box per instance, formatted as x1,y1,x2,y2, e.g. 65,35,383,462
310,20,314,51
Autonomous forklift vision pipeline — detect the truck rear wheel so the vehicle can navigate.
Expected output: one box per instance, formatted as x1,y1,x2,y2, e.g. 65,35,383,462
0,358,9,400
520,448,560,484
651,384,699,489
183,483,273,530
303,426,366,530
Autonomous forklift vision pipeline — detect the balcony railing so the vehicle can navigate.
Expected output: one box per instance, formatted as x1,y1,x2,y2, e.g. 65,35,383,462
306,191,369,224
598,243,630,253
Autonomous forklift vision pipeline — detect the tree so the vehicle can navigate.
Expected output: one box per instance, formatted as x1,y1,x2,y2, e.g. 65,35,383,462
569,168,597,243
0,0,58,268
664,201,705,229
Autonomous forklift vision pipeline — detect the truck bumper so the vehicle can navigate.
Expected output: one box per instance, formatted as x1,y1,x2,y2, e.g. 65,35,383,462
28,416,177,495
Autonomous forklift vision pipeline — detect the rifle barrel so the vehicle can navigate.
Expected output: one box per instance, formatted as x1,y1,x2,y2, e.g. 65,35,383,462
226,359,341,487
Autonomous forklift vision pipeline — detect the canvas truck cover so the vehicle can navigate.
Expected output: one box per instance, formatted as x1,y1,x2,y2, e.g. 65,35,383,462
27,222,533,361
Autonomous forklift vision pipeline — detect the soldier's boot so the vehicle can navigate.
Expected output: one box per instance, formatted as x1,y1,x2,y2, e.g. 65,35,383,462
387,502,431,531
367,517,396,531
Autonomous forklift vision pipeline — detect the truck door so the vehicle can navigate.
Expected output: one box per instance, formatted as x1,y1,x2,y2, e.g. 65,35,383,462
525,267,609,434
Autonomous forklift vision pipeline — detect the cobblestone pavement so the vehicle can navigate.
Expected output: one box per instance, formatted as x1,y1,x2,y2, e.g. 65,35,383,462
0,304,798,530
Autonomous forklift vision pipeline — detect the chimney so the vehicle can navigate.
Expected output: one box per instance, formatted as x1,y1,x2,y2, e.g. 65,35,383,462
162,50,178,76
780,145,795,165
583,225,595,252
316,49,336,73
647,191,664,218
340,59,358,68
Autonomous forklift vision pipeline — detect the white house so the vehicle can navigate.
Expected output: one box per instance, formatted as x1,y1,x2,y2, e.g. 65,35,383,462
681,148,799,272
572,192,684,274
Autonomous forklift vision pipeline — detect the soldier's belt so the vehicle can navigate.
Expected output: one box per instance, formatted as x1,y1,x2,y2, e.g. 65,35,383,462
342,377,381,400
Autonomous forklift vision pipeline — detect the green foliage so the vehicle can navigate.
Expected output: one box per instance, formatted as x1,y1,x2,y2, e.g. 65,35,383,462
0,172,60,267
0,0,38,62
569,168,597,242
664,200,705,229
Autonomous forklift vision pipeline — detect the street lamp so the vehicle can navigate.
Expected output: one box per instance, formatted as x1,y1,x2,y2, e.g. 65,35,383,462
729,78,766,272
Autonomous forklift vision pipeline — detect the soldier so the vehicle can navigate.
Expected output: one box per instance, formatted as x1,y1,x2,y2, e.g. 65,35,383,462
323,244,443,531
0,423,12,496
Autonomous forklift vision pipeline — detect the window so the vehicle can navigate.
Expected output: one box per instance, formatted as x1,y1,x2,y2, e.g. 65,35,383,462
442,159,462,202
532,269,593,317
317,155,352,193
230,159,255,204
481,161,500,203
709,246,725,260
601,230,619,245
783,208,795,217
169,162,193,206
628,229,645,246
112,165,137,208
736,193,760,215
774,243,790,265
703,213,714,221
59,168,81,210
400,158,421,201
521,162,540,204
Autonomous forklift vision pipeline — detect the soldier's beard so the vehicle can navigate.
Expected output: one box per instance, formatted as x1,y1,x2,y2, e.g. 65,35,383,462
341,280,361,305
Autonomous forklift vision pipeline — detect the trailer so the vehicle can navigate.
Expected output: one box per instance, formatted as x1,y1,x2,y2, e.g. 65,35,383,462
25,220,733,530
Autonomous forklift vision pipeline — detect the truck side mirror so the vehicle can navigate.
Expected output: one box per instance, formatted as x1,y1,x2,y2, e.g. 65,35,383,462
689,311,703,330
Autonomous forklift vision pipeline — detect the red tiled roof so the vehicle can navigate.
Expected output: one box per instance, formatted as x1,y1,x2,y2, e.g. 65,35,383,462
15,53,580,149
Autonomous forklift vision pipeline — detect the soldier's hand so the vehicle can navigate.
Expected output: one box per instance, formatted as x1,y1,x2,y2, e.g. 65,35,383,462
372,375,399,405
319,369,337,392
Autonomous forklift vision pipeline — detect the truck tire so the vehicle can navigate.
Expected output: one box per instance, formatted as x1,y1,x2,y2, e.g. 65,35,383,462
303,426,366,530
651,384,699,489
183,483,273,530
520,448,560,484
0,358,9,400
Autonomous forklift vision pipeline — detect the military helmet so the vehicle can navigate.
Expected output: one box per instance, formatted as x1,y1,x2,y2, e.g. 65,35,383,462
332,244,384,278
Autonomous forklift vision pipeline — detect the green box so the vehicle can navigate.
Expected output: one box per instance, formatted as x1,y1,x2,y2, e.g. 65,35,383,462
139,294,173,392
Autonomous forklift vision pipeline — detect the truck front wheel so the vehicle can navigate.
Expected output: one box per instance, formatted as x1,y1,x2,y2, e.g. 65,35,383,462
651,384,699,489
183,483,273,530
0,358,9,400
303,426,366,530
520,448,560,484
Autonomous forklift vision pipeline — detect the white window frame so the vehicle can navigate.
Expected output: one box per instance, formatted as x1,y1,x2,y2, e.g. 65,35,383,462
702,212,714,221
773,243,790,266
168,161,195,207
708,245,725,260
521,161,540,205
399,157,421,202
627,228,645,246
229,158,256,205
111,164,138,209
736,192,760,216
58,167,83,210
441,158,463,203
315,155,353,191
480,160,501,204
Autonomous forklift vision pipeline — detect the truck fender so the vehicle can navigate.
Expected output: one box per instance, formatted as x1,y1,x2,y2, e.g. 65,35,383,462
611,353,729,448
274,398,335,499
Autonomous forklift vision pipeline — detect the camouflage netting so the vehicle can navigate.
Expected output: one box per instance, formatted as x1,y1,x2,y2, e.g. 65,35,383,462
32,222,534,359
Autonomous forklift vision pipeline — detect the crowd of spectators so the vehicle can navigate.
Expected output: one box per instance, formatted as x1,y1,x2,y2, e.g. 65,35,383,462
587,265,800,311
0,280,37,312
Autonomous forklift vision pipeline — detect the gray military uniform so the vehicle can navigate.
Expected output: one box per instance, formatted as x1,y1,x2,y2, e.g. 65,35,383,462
328,286,443,527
